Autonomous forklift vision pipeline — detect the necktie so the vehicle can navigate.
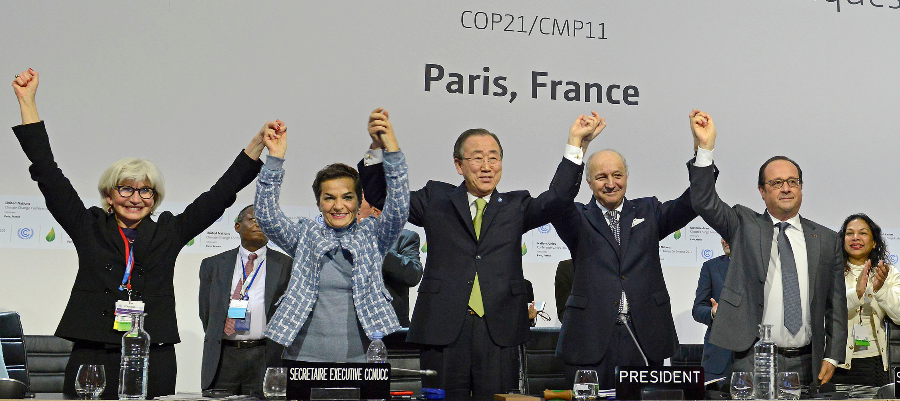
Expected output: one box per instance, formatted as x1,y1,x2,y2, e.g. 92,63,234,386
605,210,621,244
777,222,802,336
224,253,257,336
468,199,487,317
606,210,629,314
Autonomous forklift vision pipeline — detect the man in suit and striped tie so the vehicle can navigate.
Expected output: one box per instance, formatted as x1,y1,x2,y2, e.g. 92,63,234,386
198,205,292,396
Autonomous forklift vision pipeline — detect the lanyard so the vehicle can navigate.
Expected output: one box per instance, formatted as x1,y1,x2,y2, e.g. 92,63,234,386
239,257,265,300
117,226,135,296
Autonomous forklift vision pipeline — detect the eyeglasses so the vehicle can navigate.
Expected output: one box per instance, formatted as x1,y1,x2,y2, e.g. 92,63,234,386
115,185,156,199
459,156,501,167
765,178,802,189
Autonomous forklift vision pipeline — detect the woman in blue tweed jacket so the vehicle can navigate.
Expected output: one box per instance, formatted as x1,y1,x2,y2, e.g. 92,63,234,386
254,108,409,362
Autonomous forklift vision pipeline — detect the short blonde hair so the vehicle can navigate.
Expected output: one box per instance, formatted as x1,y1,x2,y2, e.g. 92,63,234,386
97,158,165,213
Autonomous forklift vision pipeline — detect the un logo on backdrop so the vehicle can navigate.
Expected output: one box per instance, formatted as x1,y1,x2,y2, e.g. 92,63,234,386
891,254,899,265
17,227,34,239
701,249,714,259
538,224,551,234
315,215,325,226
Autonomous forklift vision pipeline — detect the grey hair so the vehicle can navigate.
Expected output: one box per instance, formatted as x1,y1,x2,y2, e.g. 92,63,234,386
585,149,628,180
97,157,165,213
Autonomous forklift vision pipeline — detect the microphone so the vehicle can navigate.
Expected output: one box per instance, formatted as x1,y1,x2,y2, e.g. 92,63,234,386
391,367,437,376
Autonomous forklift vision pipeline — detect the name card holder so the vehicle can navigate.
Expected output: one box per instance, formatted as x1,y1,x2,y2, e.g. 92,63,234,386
285,361,391,401
616,366,705,400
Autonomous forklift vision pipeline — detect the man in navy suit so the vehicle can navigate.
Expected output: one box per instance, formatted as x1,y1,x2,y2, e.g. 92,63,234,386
692,239,734,385
552,123,704,389
359,112,603,399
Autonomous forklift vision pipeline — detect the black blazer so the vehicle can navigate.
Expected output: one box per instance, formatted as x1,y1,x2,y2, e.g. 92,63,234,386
360,158,581,347
692,255,733,376
13,121,262,345
553,189,696,365
198,246,292,389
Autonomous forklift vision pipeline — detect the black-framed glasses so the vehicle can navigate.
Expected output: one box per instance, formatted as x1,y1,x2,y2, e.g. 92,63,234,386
459,156,501,167
765,178,802,189
115,185,156,199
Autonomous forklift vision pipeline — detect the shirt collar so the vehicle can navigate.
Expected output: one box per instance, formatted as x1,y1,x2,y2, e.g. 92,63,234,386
239,244,268,261
595,199,624,214
768,213,803,232
467,191,492,207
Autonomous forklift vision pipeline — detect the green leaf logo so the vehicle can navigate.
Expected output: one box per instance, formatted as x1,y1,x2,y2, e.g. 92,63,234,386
187,238,195,246
673,230,682,240
420,241,427,253
45,228,56,242
521,243,527,255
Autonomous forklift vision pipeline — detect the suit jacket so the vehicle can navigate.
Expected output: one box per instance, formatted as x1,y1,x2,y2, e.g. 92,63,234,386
553,190,696,365
13,121,262,345
688,160,847,390
382,229,424,327
692,255,733,376
360,158,581,347
554,259,574,321
198,246,292,390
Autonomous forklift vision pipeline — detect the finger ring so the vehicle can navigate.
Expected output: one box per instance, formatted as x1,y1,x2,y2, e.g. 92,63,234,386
15,74,20,78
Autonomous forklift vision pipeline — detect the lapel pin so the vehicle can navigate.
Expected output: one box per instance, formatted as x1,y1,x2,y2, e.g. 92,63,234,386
497,197,502,203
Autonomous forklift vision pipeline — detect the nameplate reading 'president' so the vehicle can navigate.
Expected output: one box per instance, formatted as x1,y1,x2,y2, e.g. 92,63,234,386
616,366,705,400
285,361,391,400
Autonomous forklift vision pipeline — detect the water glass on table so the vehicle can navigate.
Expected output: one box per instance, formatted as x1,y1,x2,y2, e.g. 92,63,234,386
263,367,287,400
573,369,599,400
776,372,801,400
75,364,106,399
730,371,753,400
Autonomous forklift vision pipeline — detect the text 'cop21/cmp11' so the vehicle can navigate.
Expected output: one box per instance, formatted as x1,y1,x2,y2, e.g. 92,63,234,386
425,63,639,105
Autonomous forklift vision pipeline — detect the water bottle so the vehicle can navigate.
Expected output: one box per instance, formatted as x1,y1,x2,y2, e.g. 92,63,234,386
753,324,777,400
118,313,150,399
366,331,388,363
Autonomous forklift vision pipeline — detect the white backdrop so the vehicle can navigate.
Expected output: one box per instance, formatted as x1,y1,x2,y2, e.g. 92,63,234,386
2,1,899,392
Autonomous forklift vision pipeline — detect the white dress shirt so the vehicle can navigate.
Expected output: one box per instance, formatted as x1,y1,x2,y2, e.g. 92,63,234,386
227,245,268,340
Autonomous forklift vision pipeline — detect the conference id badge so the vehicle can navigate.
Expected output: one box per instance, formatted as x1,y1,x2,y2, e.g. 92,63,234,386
234,310,251,332
228,299,249,319
113,300,145,331
853,323,872,348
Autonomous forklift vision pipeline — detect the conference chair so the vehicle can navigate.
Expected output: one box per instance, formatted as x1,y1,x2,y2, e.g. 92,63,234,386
0,312,30,391
24,335,72,393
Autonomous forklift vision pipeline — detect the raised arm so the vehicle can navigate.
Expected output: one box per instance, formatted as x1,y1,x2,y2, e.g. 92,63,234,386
13,68,40,124
368,108,410,254
254,122,302,256
687,109,739,242
171,122,270,242
524,112,605,230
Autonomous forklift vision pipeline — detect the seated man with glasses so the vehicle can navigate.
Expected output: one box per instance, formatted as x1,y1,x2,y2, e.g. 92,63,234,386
687,109,846,393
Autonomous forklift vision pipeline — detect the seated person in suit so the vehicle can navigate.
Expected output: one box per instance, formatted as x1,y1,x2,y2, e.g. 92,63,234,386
832,213,900,388
554,259,574,321
256,108,408,362
357,195,424,327
692,239,734,385
198,205,293,396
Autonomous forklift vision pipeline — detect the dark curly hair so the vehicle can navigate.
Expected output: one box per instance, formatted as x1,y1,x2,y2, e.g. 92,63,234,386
839,213,890,272
312,163,362,206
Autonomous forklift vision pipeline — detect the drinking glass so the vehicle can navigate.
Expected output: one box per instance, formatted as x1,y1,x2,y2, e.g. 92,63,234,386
730,371,754,400
776,372,801,400
573,369,599,401
75,364,106,399
263,367,287,400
